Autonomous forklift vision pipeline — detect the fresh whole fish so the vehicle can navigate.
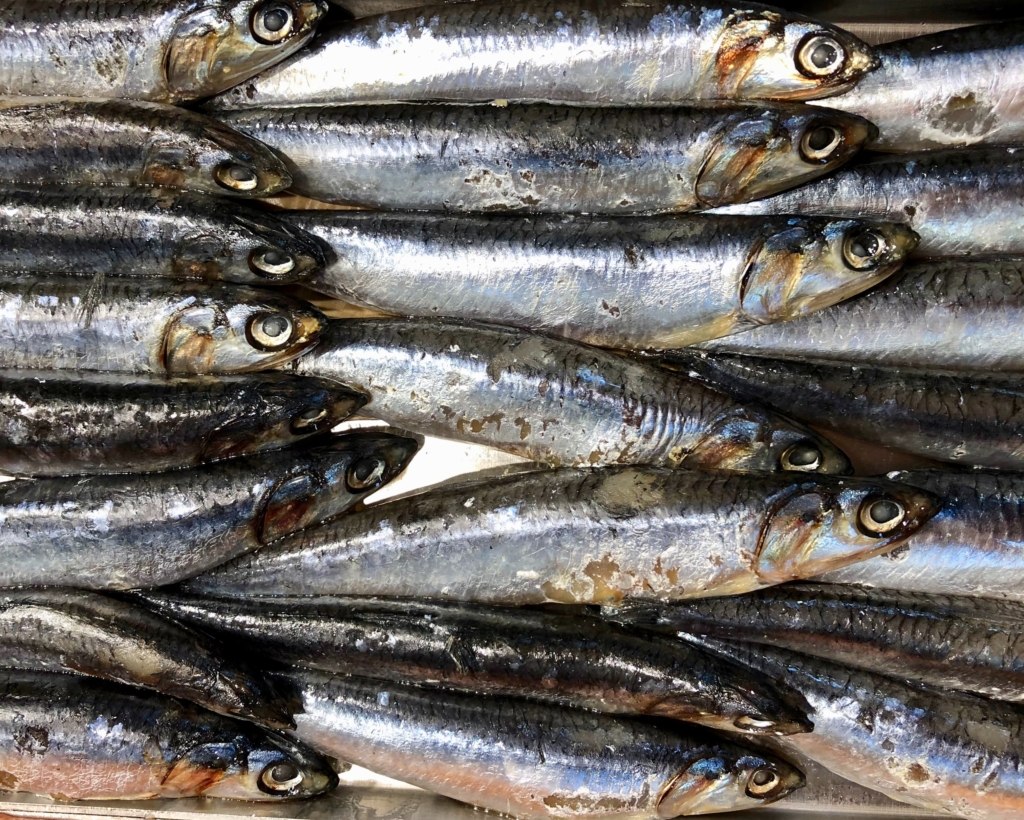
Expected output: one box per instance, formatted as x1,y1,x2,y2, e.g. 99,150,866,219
0,433,418,589
667,351,1024,469
0,187,326,284
0,670,336,801
183,466,940,603
276,668,805,819
613,584,1024,703
0,276,325,375
139,593,813,736
286,318,851,472
0,370,365,477
220,103,873,213
294,211,917,349
0,99,290,197
0,0,327,102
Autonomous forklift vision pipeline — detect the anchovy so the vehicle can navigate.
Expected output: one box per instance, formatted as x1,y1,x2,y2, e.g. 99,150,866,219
711,148,1024,258
0,370,365,477
139,593,813,736
275,668,805,819
182,466,939,603
220,103,872,213
0,98,290,197
286,318,851,472
0,670,336,801
0,276,325,375
293,211,916,349
0,433,418,589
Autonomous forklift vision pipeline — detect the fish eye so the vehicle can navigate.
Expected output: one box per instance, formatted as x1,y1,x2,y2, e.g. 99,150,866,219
247,312,295,350
346,457,387,492
291,405,329,433
253,2,295,43
259,761,303,793
780,443,822,472
746,768,781,797
843,229,887,270
858,497,906,536
799,125,842,163
796,34,847,78
216,164,260,192
250,248,297,278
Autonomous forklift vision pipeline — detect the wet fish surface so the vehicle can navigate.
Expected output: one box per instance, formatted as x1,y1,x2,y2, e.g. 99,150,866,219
0,99,290,197
0,433,418,589
0,0,326,102
140,593,813,735
0,276,325,375
0,669,336,801
0,370,364,477
287,318,851,472
221,103,871,213
276,667,805,819
294,211,916,349
183,466,939,603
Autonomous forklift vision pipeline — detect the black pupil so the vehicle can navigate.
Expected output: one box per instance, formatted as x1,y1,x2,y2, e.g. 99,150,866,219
788,446,819,466
229,165,255,182
262,315,289,337
262,250,290,267
870,499,901,525
263,7,289,31
811,41,839,69
807,127,837,152
271,762,299,783
850,232,880,259
353,458,382,483
753,770,774,787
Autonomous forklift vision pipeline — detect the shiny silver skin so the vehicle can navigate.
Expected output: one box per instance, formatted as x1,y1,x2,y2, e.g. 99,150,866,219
668,351,1024,469
0,0,326,103
0,670,337,801
712,148,1024,259
0,187,325,284
0,98,290,197
0,433,419,589
819,22,1024,151
286,318,851,472
0,589,293,728
691,636,1024,820
0,370,365,477
208,0,877,109
695,258,1024,372
616,584,1024,703
0,276,325,375
139,593,814,736
221,103,872,213
820,470,1024,602
183,466,940,603
294,212,916,349
276,668,805,819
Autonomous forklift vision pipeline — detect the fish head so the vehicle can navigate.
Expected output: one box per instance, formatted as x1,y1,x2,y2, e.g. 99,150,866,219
162,286,325,374
165,0,327,101
696,107,873,207
740,218,919,324
756,478,943,584
693,668,813,736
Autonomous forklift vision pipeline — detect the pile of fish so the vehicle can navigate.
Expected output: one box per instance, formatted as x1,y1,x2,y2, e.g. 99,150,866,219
0,0,1022,818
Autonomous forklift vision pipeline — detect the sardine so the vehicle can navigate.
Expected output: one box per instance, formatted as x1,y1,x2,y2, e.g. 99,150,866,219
0,0,327,102
286,318,851,472
0,670,336,801
276,668,805,819
294,211,916,349
0,370,365,477
139,593,813,735
0,433,418,589
0,187,326,284
220,103,872,213
0,98,290,197
0,276,324,375
182,466,940,603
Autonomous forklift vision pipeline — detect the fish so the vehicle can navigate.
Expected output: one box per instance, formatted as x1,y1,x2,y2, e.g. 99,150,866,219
666,351,1024,469
0,187,326,284
182,465,940,603
0,669,336,801
286,318,851,472
0,370,365,477
219,103,872,213
711,148,1024,258
0,0,327,103
274,667,805,819
138,593,813,736
0,98,290,197
0,432,418,589
693,258,1024,372
613,584,1024,703
293,211,917,349
688,636,1024,820
0,276,325,375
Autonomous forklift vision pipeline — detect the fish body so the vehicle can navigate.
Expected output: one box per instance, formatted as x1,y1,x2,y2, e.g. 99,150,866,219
221,103,871,213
